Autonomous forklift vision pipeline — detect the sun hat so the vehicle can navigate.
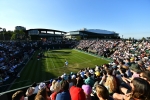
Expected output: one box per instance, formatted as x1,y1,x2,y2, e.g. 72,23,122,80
89,69,94,74
71,74,76,79
95,71,100,77
130,57,135,61
138,60,144,65
82,85,92,95
38,82,46,90
26,87,35,96
130,64,141,73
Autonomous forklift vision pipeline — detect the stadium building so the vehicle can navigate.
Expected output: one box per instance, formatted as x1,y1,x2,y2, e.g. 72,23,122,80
15,26,26,31
66,28,120,40
26,28,67,40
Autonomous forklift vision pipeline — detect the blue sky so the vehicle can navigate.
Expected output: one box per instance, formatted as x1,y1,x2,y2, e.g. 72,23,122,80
0,0,150,39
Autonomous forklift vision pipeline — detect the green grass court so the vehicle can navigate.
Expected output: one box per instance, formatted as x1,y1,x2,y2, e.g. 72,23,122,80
10,49,109,90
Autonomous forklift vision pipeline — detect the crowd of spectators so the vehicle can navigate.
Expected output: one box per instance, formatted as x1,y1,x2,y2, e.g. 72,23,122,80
12,39,150,100
0,41,35,84
41,39,77,45
76,40,119,57
76,40,96,49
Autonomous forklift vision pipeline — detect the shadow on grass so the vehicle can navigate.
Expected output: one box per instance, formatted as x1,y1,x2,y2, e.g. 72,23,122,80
49,50,72,54
41,57,65,60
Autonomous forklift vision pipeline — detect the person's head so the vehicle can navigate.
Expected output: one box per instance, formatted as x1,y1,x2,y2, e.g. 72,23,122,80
101,70,107,76
26,87,35,96
130,57,135,62
125,58,130,63
54,81,61,93
51,80,56,87
120,68,126,74
130,64,142,74
12,90,24,100
76,76,84,87
105,75,117,93
36,88,47,100
96,85,109,100
61,80,69,91
35,95,45,100
72,78,77,86
95,71,100,77
118,59,124,65
139,71,150,83
106,69,112,76
147,66,150,71
38,82,46,90
82,85,92,96
130,77,150,100
138,60,144,66
122,64,129,70
103,64,109,70
86,72,91,77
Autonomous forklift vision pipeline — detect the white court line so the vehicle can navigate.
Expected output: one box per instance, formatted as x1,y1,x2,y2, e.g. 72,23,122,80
74,54,90,61
49,53,56,68
51,53,85,66
71,54,87,62
45,52,49,71
49,59,95,70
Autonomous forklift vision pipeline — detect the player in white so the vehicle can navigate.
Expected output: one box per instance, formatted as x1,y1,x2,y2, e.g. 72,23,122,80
65,60,68,67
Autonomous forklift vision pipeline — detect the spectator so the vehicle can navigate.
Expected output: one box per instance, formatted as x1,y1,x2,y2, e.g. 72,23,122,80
70,76,85,100
50,80,56,92
95,85,113,100
82,85,92,100
139,71,150,83
35,95,45,100
50,81,61,100
138,60,146,71
130,64,141,79
35,88,51,100
104,75,117,95
12,90,25,100
113,77,150,100
56,80,71,100
84,72,95,87
146,66,150,71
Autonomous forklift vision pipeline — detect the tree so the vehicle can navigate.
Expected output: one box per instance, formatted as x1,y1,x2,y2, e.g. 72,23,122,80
4,30,13,40
128,37,132,41
141,37,146,41
11,33,16,40
14,30,25,40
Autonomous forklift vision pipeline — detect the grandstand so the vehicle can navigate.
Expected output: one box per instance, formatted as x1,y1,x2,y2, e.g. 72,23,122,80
0,36,150,100
66,28,120,40
26,28,67,40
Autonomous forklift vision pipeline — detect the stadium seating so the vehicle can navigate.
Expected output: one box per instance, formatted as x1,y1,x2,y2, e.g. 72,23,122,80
1,39,150,100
